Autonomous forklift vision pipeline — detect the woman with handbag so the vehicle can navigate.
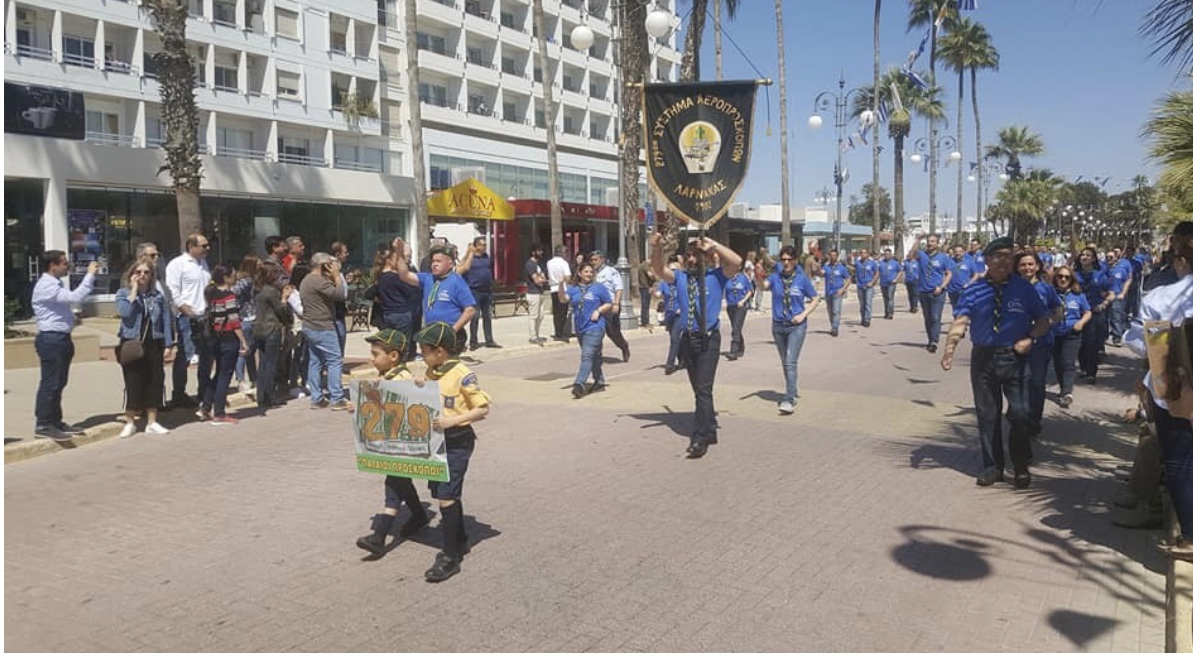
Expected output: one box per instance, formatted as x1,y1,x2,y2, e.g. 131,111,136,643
116,257,175,438
252,261,293,409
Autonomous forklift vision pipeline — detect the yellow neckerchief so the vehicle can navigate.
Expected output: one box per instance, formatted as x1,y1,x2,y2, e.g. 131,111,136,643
427,358,461,380
383,364,410,380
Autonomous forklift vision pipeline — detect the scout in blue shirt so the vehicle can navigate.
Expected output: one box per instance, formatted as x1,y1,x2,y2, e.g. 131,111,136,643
941,237,1051,490
1073,246,1116,382
557,262,614,398
1107,250,1134,347
1049,265,1092,409
761,246,819,414
966,240,987,277
650,231,743,459
907,233,954,352
853,249,880,327
1015,251,1065,444
724,270,753,361
877,249,903,320
393,240,477,354
658,257,683,374
947,245,975,308
902,256,920,314
821,250,851,337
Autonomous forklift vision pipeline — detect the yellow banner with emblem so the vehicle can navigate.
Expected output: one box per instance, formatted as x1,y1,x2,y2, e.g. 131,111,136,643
427,178,515,221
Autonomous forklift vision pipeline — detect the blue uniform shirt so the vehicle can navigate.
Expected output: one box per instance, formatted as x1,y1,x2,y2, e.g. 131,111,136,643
1039,252,1054,270
462,252,494,291
767,269,817,324
1052,289,1091,337
903,259,920,284
417,271,477,326
1030,279,1063,346
966,252,987,276
565,282,612,335
675,267,729,332
823,263,850,296
954,275,1049,347
1075,267,1111,307
916,250,952,293
878,258,901,285
724,272,752,307
947,257,974,294
855,258,879,287
1109,259,1131,295
660,282,679,321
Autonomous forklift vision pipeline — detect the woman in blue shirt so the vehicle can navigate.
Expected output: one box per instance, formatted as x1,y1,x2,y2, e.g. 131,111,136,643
557,263,613,399
1050,265,1091,409
761,246,819,415
902,257,921,314
1074,247,1115,383
658,256,683,374
1016,251,1064,440
821,249,851,337
724,270,753,361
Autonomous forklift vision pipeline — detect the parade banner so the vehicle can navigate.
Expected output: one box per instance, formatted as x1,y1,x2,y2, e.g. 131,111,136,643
643,81,758,230
350,379,449,481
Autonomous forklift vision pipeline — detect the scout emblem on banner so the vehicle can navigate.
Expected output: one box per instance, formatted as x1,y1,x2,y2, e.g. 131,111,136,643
644,81,758,229
350,379,450,481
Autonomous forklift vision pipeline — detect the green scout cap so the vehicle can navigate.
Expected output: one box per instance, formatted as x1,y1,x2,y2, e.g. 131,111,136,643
365,328,408,354
983,236,1014,256
416,321,457,350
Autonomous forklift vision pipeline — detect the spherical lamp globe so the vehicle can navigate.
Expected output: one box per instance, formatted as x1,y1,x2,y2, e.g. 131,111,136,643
859,110,874,126
645,10,672,39
570,25,594,52
998,172,1009,182
949,150,962,162
910,153,923,164
807,115,823,130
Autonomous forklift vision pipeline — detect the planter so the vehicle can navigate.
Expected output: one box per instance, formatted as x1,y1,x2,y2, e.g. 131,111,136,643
5,332,101,370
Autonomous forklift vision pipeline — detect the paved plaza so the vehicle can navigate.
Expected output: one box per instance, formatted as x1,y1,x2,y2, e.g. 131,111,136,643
4,302,1170,652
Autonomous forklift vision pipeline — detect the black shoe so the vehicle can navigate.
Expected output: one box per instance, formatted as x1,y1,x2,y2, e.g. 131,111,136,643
589,383,607,394
34,426,72,442
927,343,938,353
56,422,85,436
425,552,462,583
830,328,839,337
398,512,430,537
1013,471,1031,489
355,532,387,556
621,346,631,362
170,394,199,409
975,467,1004,487
484,342,502,349
862,321,871,328
726,354,738,361
468,343,480,352
664,365,677,376
571,384,586,399
685,440,708,459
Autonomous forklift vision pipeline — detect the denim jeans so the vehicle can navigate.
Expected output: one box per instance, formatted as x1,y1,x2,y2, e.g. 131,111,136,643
468,289,495,346
826,293,843,332
34,331,74,429
639,288,653,327
970,346,1032,473
253,332,283,407
1079,310,1107,377
1052,332,1082,396
726,304,748,357
304,328,344,404
681,329,722,444
574,326,606,387
335,318,347,354
235,318,257,384
919,290,946,346
905,282,920,312
880,284,896,318
204,334,241,417
665,316,682,368
859,285,875,324
1027,341,1052,434
1154,405,1193,540
1109,298,1128,345
172,316,212,403
772,321,808,405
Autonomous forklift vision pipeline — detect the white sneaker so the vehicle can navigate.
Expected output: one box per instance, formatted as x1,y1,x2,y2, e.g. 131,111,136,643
146,422,170,435
188,354,198,366
778,401,795,415
238,380,251,393
119,422,137,438
289,387,306,399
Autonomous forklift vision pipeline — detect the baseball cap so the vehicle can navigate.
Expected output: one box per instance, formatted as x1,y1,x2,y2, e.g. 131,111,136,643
365,328,408,355
416,321,457,351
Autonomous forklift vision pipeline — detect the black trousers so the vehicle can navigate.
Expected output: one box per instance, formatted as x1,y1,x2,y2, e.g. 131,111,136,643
605,311,629,352
725,305,748,357
552,295,571,339
970,345,1032,473
468,289,495,346
680,329,722,444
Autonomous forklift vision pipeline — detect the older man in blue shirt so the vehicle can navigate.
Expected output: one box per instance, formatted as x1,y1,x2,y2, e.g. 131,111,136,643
877,249,903,320
854,248,879,327
908,233,954,353
31,251,99,441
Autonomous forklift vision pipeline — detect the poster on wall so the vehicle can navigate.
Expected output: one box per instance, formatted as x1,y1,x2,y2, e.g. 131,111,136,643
4,83,86,140
349,379,450,482
67,210,107,288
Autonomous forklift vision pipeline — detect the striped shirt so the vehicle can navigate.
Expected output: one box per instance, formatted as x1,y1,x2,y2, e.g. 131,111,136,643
207,289,242,334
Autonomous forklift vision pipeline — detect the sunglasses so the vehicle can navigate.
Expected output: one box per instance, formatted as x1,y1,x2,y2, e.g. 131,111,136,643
134,269,152,275
779,257,794,262
145,253,160,258
198,243,211,248
1056,275,1072,281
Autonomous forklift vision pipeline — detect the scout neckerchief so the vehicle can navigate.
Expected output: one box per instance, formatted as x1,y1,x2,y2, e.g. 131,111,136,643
572,282,590,317
429,358,461,380
686,268,702,332
383,364,410,380
987,276,1007,335
780,268,797,318
427,276,445,310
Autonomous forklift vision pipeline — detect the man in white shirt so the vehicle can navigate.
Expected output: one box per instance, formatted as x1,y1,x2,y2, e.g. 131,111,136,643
546,245,572,341
592,250,630,362
165,234,212,408
31,251,98,441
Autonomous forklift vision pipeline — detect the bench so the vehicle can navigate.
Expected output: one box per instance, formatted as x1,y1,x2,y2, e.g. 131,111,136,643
492,284,530,317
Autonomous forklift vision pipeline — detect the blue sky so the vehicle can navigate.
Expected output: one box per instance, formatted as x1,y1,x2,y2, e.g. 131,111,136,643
686,0,1186,218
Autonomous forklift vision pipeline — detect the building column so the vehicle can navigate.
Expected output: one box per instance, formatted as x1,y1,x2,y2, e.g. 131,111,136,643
206,111,219,155
132,27,145,75
95,20,106,70
346,18,356,58
266,119,278,161
235,0,246,28
203,0,215,22
133,100,147,146
324,128,335,168
237,49,247,93
204,42,215,88
44,175,69,253
50,9,62,62
5,2,16,49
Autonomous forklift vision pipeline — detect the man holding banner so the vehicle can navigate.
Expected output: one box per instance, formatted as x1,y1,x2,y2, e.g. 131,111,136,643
643,79,758,459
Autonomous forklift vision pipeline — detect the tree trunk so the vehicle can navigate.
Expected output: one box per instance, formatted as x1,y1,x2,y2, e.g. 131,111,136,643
928,8,939,235
776,0,791,247
145,0,203,248
871,0,881,252
534,0,563,250
405,0,430,257
955,68,964,241
894,134,905,255
972,67,983,238
620,0,649,314
714,0,723,81
679,0,706,83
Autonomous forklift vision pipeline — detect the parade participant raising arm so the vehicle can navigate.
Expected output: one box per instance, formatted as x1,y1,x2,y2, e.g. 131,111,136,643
760,245,819,415
393,239,477,354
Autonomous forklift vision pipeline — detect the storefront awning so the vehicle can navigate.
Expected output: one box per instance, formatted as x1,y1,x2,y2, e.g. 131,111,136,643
427,178,515,222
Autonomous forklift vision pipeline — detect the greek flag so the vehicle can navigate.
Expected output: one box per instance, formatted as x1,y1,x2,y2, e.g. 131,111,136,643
890,83,905,112
903,67,930,90
856,131,869,147
957,0,977,10
877,99,889,125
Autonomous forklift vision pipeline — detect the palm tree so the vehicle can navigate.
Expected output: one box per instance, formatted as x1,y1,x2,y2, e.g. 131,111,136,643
871,0,882,253
680,0,739,81
985,125,1044,181
938,18,999,241
619,0,650,315
714,0,723,80
533,0,562,249
996,178,1057,243
144,0,203,245
404,0,430,255
1141,0,1193,74
907,0,958,233
1144,88,1193,191
775,0,791,246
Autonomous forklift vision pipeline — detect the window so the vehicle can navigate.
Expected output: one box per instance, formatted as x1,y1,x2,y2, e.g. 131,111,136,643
276,70,301,99
429,166,452,191
500,12,519,30
214,66,238,91
503,102,518,122
416,32,446,56
278,136,309,157
85,111,119,136
466,47,485,66
418,83,447,107
217,127,253,151
146,118,163,146
63,35,96,67
275,7,300,40
501,56,518,75
535,109,545,128
213,0,237,26
467,95,488,114
533,67,542,83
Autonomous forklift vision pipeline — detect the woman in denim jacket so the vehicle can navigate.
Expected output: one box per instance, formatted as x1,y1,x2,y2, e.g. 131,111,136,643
116,256,176,438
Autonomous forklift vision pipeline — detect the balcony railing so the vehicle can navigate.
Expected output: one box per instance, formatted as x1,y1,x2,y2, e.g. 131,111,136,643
63,53,97,68
419,95,456,109
213,84,240,93
277,152,327,166
335,158,383,173
430,0,457,7
85,132,137,147
10,44,54,61
466,55,494,68
105,58,135,74
217,146,269,161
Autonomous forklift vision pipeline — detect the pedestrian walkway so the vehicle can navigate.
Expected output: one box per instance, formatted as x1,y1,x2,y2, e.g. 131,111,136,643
4,303,1172,651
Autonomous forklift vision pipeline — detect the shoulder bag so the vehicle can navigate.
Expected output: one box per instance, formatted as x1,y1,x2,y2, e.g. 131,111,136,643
117,297,151,365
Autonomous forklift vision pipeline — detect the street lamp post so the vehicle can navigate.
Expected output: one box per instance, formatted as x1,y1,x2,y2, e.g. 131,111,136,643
909,135,962,236
808,75,868,254
967,158,1005,239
